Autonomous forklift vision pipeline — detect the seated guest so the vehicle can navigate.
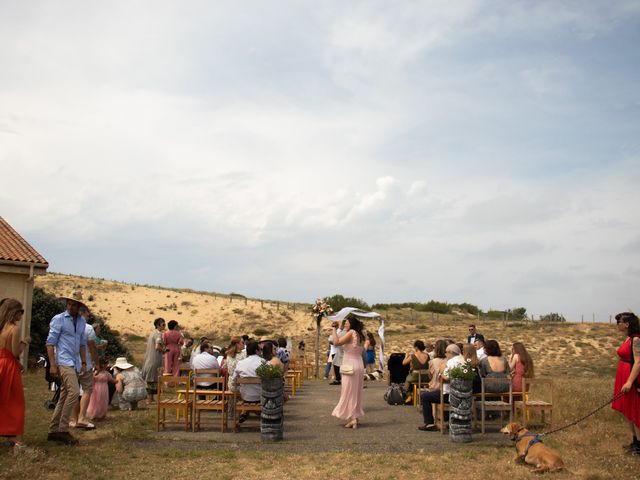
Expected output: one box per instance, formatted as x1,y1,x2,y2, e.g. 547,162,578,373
462,344,482,394
276,337,290,369
230,341,265,403
113,357,147,410
509,342,534,395
478,339,510,393
474,337,487,361
262,342,284,370
402,340,430,404
418,344,465,431
427,340,448,391
425,342,435,360
192,341,220,389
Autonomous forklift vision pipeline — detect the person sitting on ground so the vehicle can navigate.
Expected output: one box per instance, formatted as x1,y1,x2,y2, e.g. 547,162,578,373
418,343,465,431
474,337,487,361
478,339,511,393
192,341,220,388
230,341,265,422
509,342,534,396
463,343,482,394
427,340,448,392
402,340,430,404
113,357,147,410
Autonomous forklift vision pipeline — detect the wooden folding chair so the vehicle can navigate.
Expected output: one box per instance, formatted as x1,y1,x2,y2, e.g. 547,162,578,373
434,383,452,434
192,369,226,432
476,377,513,434
514,377,554,427
156,373,192,431
413,369,431,409
233,377,262,432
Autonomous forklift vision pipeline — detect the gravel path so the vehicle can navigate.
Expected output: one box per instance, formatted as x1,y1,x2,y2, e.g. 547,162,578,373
150,380,509,453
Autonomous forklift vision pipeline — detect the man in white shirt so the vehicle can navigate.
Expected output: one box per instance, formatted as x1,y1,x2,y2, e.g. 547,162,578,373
418,344,465,431
230,341,265,402
474,338,487,361
191,341,220,388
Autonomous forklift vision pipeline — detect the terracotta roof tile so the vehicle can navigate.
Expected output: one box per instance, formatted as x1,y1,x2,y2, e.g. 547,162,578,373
0,216,49,266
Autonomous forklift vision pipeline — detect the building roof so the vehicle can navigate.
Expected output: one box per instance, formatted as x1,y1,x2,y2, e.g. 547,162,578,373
0,216,49,266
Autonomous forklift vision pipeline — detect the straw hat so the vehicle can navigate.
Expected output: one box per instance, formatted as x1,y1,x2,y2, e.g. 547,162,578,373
58,292,89,311
113,357,134,370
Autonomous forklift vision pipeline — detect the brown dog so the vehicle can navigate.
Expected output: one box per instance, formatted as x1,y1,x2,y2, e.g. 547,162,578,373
501,422,565,473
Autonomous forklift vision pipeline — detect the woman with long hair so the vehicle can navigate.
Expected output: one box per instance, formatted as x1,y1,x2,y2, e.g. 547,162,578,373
478,339,510,393
509,342,534,394
402,340,430,404
364,332,377,374
612,312,640,454
427,339,448,391
224,336,245,378
463,343,482,394
331,316,365,429
0,298,31,453
141,317,166,403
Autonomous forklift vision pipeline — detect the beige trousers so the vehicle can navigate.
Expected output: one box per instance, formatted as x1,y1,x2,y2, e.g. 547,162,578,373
49,366,80,433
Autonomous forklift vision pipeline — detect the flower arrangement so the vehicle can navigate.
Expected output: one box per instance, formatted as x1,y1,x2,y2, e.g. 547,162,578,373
256,363,284,379
445,360,477,381
311,298,333,318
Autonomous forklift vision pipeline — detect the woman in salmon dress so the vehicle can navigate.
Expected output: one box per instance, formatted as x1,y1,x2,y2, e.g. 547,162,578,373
0,298,30,453
163,320,184,376
612,312,640,454
509,342,534,398
331,317,365,428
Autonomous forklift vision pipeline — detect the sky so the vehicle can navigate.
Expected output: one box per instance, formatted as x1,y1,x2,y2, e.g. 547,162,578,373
1,1,639,321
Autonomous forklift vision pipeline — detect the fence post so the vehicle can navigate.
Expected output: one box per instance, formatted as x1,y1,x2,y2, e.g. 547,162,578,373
610,315,612,324
261,300,264,309
592,313,595,323
277,302,279,311
581,315,583,324
245,297,247,305
230,296,232,303
293,304,296,313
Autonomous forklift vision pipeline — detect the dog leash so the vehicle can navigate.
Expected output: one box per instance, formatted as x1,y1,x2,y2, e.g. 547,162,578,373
538,391,626,438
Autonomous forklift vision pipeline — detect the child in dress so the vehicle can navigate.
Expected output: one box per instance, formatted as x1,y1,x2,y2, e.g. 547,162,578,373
87,358,114,420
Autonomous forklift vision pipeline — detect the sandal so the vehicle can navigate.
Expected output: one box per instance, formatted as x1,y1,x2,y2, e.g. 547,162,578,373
418,424,438,431
75,422,96,430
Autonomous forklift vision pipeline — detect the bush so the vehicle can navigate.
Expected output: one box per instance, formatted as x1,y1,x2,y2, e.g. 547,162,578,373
253,327,270,337
324,294,370,312
540,313,566,323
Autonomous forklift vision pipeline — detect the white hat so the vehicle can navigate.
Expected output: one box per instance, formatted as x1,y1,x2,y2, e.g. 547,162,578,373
113,357,134,370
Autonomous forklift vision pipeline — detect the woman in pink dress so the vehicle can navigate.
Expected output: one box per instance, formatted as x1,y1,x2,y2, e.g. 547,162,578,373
163,320,184,376
87,358,114,420
331,317,365,429
509,342,534,396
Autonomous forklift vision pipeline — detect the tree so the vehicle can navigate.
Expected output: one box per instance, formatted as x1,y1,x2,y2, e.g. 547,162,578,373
323,294,370,312
540,313,566,323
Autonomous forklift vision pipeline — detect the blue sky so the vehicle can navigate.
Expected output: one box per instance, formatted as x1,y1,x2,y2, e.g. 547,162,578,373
1,1,639,320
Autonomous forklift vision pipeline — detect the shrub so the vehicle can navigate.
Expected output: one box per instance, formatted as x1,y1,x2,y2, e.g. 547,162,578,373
324,294,370,312
253,327,270,337
540,313,566,323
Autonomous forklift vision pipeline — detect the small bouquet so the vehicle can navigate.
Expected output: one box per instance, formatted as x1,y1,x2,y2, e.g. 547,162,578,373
445,360,477,381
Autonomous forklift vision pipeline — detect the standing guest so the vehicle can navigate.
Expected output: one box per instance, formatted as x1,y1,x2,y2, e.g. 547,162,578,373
474,337,487,361
418,343,465,431
0,299,31,453
69,305,98,430
402,340,430,404
330,320,346,385
230,341,265,422
141,318,166,403
509,342,534,395
612,312,640,454
364,332,377,374
467,325,484,344
276,337,290,366
463,343,482,394
331,317,365,429
325,326,337,380
46,296,88,445
163,320,183,376
478,339,510,393
113,357,147,410
86,358,114,420
93,322,108,356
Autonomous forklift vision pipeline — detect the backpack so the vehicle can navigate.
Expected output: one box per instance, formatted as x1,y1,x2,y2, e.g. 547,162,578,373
384,383,406,405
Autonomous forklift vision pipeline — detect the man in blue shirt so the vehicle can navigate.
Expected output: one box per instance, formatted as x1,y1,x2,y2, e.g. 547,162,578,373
46,296,88,445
